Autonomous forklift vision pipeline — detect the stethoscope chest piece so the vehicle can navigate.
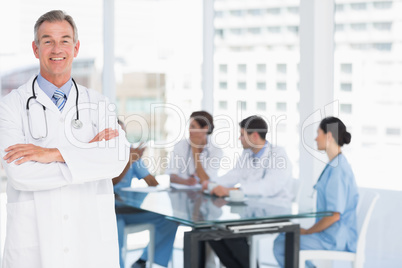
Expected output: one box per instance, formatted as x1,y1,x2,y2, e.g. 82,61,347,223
72,119,83,129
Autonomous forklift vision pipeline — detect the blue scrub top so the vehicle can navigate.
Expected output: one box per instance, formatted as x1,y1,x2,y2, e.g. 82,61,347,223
314,153,359,252
114,159,150,191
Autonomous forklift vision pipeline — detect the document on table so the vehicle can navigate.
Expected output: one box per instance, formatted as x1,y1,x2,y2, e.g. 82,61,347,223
170,183,202,190
121,186,167,192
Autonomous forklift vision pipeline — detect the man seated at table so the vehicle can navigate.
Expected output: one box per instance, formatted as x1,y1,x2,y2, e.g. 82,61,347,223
203,115,293,268
114,120,178,268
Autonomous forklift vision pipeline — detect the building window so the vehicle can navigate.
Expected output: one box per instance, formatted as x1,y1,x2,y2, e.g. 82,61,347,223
373,1,392,9
257,82,266,90
257,64,266,73
277,64,287,74
287,26,299,34
215,11,223,18
340,83,352,92
287,7,299,14
215,29,224,38
248,28,261,35
276,82,287,90
219,64,227,74
362,126,377,136
340,104,352,114
256,102,266,111
237,64,247,73
230,28,243,35
267,26,281,33
267,8,281,15
219,101,228,110
374,43,392,51
230,10,243,17
219,81,227,90
350,3,367,10
238,101,247,110
351,23,367,31
276,102,287,112
335,4,344,12
373,22,392,31
341,63,352,74
126,97,158,113
248,9,263,16
386,128,400,136
237,82,246,90
335,24,345,32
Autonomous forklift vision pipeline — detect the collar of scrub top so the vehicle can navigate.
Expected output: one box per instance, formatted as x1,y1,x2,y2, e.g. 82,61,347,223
37,73,72,105
313,152,343,191
186,135,213,159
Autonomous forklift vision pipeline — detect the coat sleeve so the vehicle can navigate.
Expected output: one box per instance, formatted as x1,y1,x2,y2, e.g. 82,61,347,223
57,89,130,184
213,151,245,187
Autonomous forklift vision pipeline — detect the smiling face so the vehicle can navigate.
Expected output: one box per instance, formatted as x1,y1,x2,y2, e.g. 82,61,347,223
32,20,80,86
189,118,208,140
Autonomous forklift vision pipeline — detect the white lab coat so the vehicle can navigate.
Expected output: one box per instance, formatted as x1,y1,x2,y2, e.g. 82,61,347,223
165,137,223,181
213,143,293,199
0,76,130,268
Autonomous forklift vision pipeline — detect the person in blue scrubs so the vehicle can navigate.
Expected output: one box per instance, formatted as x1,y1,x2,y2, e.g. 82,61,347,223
113,120,179,268
273,117,359,268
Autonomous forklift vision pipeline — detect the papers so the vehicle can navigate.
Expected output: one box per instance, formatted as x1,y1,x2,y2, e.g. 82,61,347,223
120,186,167,193
170,183,202,190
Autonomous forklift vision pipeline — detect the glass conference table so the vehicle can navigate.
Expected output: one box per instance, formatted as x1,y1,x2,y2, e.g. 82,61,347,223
116,187,331,268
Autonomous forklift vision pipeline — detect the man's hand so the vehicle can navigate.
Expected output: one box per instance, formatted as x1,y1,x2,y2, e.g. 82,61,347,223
89,128,119,143
201,180,209,190
3,144,64,165
210,185,230,197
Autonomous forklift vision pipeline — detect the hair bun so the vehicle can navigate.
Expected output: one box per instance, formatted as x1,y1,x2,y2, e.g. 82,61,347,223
343,131,351,145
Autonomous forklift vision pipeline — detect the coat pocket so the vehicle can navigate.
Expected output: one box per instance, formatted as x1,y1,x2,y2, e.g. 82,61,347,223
96,194,118,241
6,200,39,249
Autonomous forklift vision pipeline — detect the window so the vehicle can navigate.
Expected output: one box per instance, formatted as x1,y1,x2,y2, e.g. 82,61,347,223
237,64,247,73
341,63,352,74
219,81,227,89
237,82,246,90
373,22,392,31
219,64,227,74
230,28,243,35
248,28,261,35
277,64,287,74
374,43,392,51
351,23,367,31
215,11,223,18
276,82,287,90
340,104,352,114
335,4,344,12
257,102,266,111
386,128,400,136
257,64,266,73
287,7,299,14
350,3,367,10
215,29,224,38
340,83,352,91
126,97,159,113
248,9,262,16
287,26,299,34
238,101,247,110
362,126,378,135
267,8,281,15
230,10,243,17
267,26,281,33
257,82,266,90
276,102,287,112
335,24,344,32
219,101,228,110
373,1,392,9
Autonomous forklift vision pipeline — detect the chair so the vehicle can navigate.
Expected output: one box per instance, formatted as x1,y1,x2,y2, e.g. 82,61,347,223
299,190,379,268
249,178,301,268
122,223,155,268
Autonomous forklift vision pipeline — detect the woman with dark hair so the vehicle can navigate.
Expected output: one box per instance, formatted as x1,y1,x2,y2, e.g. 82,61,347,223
166,111,222,185
274,117,359,268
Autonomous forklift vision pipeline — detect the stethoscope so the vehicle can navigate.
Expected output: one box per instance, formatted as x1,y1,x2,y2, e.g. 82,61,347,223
26,75,83,140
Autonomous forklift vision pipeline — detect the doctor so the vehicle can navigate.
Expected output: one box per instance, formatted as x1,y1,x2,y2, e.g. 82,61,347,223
0,10,129,268
203,115,293,268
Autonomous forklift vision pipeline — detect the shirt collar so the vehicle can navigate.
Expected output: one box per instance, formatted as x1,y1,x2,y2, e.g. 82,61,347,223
252,141,268,158
37,73,72,100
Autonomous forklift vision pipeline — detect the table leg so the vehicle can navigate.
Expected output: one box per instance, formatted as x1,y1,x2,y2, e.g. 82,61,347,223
284,225,300,268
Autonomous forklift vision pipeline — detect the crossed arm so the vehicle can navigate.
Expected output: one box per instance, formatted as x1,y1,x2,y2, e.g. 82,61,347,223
3,128,119,165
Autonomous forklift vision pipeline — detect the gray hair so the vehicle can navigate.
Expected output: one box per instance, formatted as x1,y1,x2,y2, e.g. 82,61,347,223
34,10,78,45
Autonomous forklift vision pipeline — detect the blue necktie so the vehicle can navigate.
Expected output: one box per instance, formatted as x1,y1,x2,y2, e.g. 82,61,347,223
53,89,66,111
